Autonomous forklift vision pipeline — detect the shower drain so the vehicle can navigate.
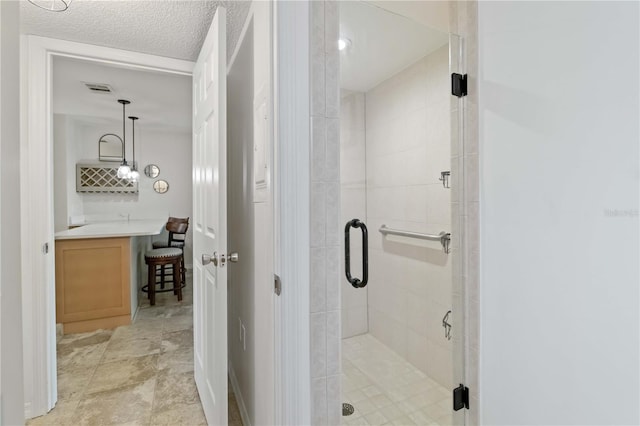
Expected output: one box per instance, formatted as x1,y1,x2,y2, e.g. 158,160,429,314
342,403,355,416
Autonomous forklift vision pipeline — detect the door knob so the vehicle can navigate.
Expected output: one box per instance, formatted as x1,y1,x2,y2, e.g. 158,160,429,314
202,252,216,266
201,251,239,267
202,252,221,266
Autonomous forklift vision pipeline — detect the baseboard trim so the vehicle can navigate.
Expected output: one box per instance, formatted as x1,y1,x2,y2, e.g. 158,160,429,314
228,363,251,426
24,401,32,420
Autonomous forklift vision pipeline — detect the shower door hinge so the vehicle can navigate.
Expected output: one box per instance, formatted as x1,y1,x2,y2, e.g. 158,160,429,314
451,73,468,97
453,384,470,411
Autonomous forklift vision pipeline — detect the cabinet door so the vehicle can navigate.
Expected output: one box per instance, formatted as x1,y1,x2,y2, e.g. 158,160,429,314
56,237,131,333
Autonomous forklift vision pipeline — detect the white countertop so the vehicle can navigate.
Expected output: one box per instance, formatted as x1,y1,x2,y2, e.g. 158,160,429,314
55,219,166,240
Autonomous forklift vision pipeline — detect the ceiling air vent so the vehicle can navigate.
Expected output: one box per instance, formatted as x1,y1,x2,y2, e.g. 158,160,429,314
84,83,113,94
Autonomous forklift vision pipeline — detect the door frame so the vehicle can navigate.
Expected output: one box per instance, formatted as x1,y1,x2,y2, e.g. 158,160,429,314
21,35,194,418
272,1,312,424
22,16,312,422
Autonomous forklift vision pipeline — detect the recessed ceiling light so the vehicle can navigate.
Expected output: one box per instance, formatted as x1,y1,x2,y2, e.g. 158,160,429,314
338,38,351,51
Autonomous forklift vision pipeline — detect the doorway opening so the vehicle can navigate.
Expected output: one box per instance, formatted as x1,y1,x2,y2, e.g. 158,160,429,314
24,4,275,423
30,52,247,424
24,29,265,423
338,3,464,425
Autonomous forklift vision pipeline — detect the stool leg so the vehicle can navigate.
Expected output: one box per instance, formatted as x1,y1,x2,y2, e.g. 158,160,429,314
172,263,178,295
174,260,182,302
173,269,178,296
148,263,156,306
160,265,166,289
180,250,186,286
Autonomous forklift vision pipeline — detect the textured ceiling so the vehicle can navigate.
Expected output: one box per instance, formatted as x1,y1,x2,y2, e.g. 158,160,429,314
20,0,251,61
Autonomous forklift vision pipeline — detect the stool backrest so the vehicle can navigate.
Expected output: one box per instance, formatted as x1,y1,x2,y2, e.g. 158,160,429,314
166,217,189,244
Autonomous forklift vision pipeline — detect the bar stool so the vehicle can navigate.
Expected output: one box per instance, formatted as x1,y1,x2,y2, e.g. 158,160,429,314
143,248,183,306
152,217,189,287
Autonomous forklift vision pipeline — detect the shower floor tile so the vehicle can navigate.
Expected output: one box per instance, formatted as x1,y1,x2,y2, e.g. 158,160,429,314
342,334,452,425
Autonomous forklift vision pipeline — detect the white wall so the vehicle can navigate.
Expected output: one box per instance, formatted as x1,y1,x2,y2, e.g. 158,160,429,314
340,91,368,338
363,46,453,388
53,114,82,232
227,2,274,424
52,117,193,265
0,1,25,424
227,15,256,424
478,2,639,424
249,2,275,423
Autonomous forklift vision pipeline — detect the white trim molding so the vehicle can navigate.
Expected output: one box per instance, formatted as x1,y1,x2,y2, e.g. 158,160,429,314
21,35,193,418
229,363,252,426
273,1,312,424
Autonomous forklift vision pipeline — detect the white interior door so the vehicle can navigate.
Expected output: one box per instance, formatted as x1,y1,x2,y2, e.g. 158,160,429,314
192,6,228,425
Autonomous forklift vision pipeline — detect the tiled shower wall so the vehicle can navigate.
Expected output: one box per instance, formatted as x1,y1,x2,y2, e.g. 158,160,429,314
364,45,453,389
309,0,342,424
340,91,368,339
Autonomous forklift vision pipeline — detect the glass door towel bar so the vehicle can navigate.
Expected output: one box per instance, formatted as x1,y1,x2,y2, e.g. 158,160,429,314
379,224,451,254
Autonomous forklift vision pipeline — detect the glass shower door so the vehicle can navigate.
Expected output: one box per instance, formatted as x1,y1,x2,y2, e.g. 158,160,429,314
339,3,467,425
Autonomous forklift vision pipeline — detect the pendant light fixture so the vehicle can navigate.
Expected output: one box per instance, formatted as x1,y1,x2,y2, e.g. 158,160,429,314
127,116,140,182
116,99,132,179
27,0,72,12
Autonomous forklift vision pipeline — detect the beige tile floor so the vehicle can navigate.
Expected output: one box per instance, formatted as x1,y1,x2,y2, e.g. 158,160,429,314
342,334,452,426
27,278,243,426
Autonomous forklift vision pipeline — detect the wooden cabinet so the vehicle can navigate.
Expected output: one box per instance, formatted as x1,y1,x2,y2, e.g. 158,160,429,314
55,237,131,334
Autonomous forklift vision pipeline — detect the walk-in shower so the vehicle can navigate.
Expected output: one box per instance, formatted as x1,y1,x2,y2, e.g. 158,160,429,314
339,3,463,425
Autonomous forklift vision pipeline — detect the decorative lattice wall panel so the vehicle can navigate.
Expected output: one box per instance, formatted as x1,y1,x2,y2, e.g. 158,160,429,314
76,164,138,193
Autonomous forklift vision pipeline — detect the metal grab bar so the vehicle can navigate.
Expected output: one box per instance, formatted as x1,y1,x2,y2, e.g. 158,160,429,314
379,224,451,254
345,219,368,288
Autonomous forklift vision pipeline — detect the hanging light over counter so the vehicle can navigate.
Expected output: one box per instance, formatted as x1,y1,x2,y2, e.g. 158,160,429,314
116,99,131,179
128,116,140,182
